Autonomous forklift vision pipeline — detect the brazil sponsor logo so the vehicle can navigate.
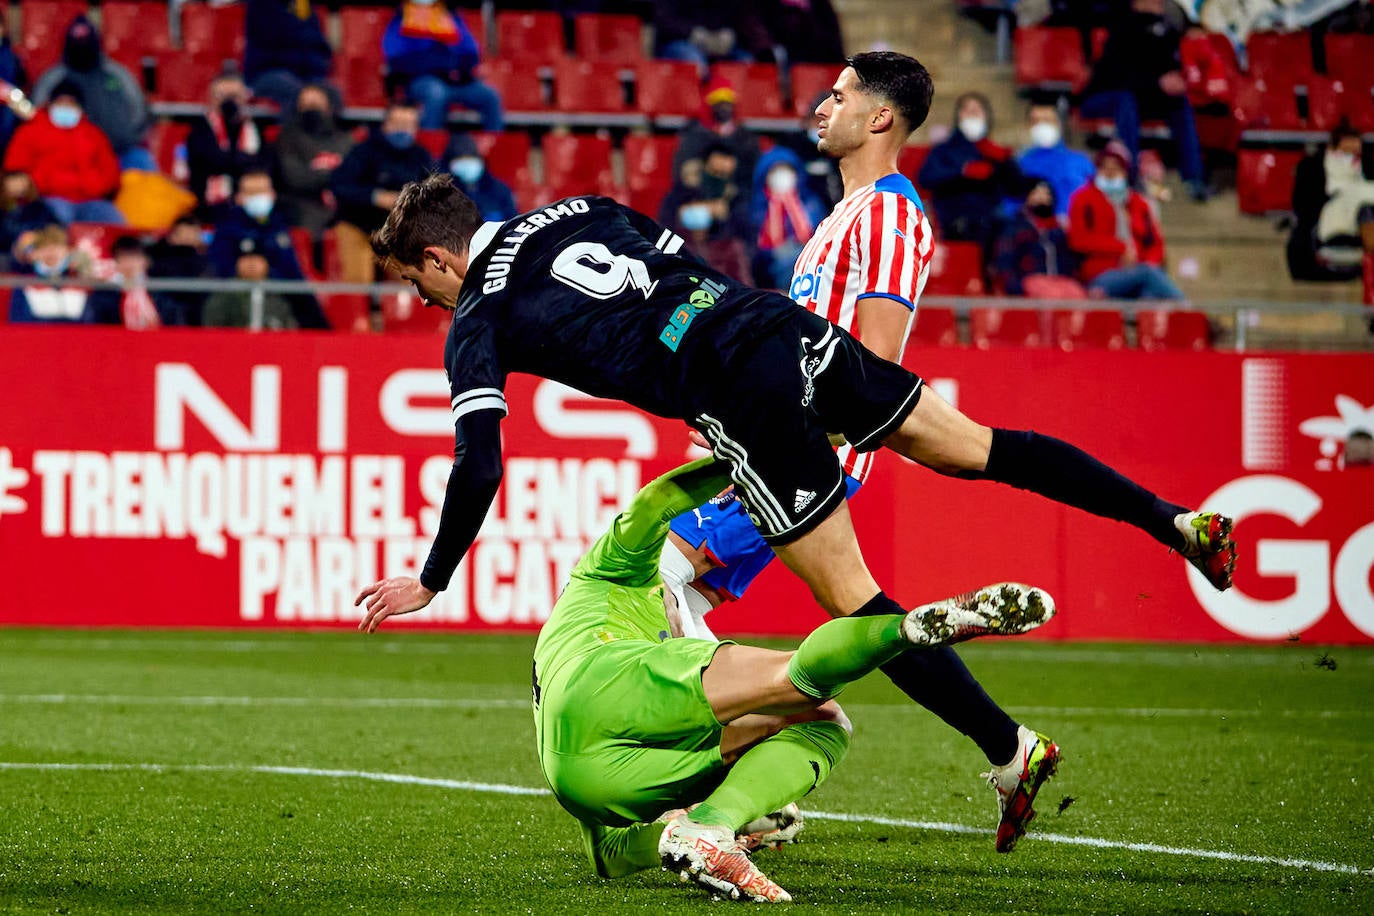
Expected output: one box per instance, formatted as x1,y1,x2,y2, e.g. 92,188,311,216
659,276,728,351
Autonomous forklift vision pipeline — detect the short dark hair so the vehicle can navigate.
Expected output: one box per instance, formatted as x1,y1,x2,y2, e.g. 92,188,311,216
846,51,933,134
111,235,146,257
1331,121,1361,147
371,172,481,268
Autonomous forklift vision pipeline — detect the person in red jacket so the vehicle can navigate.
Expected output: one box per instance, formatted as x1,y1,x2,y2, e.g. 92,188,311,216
2,80,123,225
1067,141,1183,300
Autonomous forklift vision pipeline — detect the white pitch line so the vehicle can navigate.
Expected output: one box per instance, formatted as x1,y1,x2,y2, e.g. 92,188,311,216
0,694,530,709
1,761,1369,877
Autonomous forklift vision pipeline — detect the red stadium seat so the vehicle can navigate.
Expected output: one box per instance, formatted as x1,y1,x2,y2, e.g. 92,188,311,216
472,130,533,188
709,62,785,118
20,0,88,75
923,241,985,296
67,223,140,261
574,13,643,65
460,8,487,54
147,119,191,178
480,58,549,112
634,60,702,119
1305,76,1348,130
1237,148,1302,215
415,128,449,159
495,10,565,62
622,133,676,216
289,228,321,281
180,0,247,63
1051,309,1125,351
1325,33,1374,93
554,59,629,113
910,306,959,347
1136,310,1211,351
789,63,838,119
337,6,391,108
321,293,370,333
969,308,1047,348
541,132,615,199
1013,27,1089,92
1208,32,1241,75
1231,76,1302,131
380,291,452,333
1246,31,1313,90
897,144,931,188
151,51,227,103
101,1,172,77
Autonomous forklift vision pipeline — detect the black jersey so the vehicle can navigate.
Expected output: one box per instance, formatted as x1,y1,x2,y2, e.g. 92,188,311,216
443,196,796,427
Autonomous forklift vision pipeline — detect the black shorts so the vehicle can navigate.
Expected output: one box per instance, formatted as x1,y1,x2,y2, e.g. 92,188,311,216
686,308,924,546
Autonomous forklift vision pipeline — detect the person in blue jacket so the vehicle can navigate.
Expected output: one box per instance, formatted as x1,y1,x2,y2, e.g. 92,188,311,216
1015,103,1094,219
383,0,504,131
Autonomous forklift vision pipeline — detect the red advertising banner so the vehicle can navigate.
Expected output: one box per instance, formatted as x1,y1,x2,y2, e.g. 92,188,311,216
0,326,1370,643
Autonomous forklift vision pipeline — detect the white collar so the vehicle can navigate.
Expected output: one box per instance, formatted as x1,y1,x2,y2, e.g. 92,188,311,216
467,221,500,263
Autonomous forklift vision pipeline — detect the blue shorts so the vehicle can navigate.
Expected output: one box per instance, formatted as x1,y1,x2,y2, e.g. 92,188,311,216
668,475,862,600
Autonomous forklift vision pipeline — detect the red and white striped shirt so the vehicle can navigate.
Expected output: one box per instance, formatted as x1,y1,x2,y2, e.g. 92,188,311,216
788,172,934,482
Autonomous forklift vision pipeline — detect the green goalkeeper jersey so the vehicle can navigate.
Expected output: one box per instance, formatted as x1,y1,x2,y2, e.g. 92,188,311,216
533,457,732,689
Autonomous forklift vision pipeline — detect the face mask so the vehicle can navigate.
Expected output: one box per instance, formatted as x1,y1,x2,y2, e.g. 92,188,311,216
34,255,70,278
299,109,328,134
1095,174,1129,199
766,167,797,195
679,202,713,231
710,103,734,125
49,105,81,129
385,130,415,150
1029,202,1056,219
807,127,821,146
242,193,274,220
1029,122,1060,149
1328,150,1359,171
958,116,987,142
700,174,728,198
450,156,484,184
219,98,242,122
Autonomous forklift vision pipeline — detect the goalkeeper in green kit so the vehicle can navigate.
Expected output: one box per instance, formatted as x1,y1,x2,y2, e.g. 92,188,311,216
529,457,1056,903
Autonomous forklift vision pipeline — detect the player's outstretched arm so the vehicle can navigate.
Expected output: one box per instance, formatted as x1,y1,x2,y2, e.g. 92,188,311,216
356,409,505,633
613,457,733,552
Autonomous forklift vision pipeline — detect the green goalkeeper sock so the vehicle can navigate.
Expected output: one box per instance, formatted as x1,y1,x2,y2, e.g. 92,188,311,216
581,821,664,878
786,610,909,700
691,719,851,831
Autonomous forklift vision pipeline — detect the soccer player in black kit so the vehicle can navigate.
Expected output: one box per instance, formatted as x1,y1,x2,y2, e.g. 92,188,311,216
354,175,1236,850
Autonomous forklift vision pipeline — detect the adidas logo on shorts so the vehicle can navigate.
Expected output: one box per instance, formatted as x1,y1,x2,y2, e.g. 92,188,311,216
794,489,817,513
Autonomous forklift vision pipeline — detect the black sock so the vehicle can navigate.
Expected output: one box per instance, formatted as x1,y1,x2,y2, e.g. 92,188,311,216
853,594,1020,764
969,428,1188,551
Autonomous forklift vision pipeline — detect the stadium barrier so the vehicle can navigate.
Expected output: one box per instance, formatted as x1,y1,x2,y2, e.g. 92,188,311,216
0,305,1371,644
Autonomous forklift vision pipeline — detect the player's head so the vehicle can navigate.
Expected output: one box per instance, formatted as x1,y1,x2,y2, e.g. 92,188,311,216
814,51,933,157
371,172,482,311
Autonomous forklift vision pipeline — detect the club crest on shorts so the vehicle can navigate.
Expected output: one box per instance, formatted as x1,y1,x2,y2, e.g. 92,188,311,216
800,326,841,407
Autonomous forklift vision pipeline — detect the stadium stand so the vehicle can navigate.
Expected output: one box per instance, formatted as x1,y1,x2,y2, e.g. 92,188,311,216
573,13,643,65
969,307,1047,348
494,10,566,62
910,305,960,347
1051,308,1127,351
1135,309,1213,351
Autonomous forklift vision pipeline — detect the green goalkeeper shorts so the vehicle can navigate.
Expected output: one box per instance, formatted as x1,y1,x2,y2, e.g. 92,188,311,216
535,637,732,827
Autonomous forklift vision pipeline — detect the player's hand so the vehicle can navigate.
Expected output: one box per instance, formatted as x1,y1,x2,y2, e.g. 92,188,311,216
355,577,436,633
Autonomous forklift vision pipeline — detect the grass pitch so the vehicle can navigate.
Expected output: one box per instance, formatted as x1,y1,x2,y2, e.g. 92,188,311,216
0,628,1371,914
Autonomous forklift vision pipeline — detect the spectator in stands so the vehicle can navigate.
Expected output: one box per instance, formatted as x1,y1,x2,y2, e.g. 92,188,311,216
775,91,843,208
275,83,353,234
244,0,335,113
0,170,58,270
1079,0,1207,202
749,146,827,289
1068,141,1183,300
84,236,160,329
672,78,761,193
0,21,29,157
31,15,153,172
147,215,210,325
203,243,298,330
1288,124,1374,304
660,141,753,283
382,0,504,132
330,101,434,285
993,180,1082,296
208,169,328,328
652,0,769,75
8,224,95,322
445,132,516,223
919,92,1023,247
1016,103,1094,218
1179,26,1234,116
187,72,266,223
3,82,124,225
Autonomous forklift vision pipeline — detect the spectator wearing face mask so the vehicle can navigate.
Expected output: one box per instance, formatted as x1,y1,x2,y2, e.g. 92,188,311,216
208,169,328,328
775,91,843,209
382,0,504,132
1289,124,1374,304
147,215,210,325
673,79,761,194
3,82,123,224
31,15,153,172
8,223,96,322
993,180,1081,296
186,73,266,223
330,100,435,285
445,132,516,223
275,83,354,234
1068,141,1182,300
1016,103,1094,218
918,92,1024,247
0,170,58,269
660,142,753,283
749,147,827,290
84,235,161,329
